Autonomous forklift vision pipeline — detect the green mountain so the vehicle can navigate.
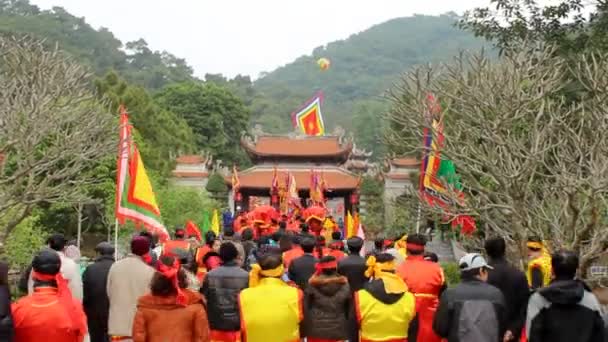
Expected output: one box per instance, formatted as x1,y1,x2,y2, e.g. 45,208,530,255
251,13,488,155
0,0,195,90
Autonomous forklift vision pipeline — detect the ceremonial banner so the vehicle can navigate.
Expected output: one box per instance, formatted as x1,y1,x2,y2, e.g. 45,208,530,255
418,94,475,234
309,169,326,205
232,165,240,195
185,220,202,242
211,209,220,235
291,92,325,136
345,211,355,238
287,172,300,207
115,106,169,241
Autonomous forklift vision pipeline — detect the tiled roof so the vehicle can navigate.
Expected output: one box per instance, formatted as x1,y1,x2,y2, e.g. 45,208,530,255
172,171,209,178
242,136,352,158
228,168,359,190
385,173,411,180
175,155,206,164
391,158,419,167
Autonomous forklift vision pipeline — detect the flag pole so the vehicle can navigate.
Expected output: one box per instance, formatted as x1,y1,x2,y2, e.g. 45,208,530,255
114,219,119,260
415,203,421,234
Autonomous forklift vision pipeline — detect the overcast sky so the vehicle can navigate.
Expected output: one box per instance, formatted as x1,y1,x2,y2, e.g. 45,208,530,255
28,0,518,78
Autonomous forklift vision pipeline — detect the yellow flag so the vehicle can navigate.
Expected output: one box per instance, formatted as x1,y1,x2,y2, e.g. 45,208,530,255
211,209,220,235
346,211,355,238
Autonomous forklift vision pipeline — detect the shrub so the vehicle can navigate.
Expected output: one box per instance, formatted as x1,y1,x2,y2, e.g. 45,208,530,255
441,261,461,286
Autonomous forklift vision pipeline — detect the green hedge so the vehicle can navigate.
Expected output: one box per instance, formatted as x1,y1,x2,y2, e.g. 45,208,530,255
441,261,461,287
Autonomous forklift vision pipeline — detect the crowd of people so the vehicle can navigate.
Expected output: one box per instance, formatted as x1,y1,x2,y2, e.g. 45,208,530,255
0,213,606,342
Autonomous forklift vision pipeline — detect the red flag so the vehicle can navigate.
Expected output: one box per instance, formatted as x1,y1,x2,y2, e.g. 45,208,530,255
291,92,325,136
185,220,202,241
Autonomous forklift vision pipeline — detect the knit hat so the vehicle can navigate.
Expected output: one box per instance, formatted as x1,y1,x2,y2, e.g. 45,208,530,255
131,236,151,256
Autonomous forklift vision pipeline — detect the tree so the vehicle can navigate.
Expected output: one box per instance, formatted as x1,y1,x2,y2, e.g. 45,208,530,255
157,185,217,231
155,82,250,166
0,36,114,242
385,47,608,273
95,72,197,174
459,0,608,55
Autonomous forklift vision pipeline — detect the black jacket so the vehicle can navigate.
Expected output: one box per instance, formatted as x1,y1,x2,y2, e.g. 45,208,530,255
288,254,317,290
338,254,368,292
433,279,505,342
527,279,605,342
487,258,530,335
201,262,249,331
0,262,13,342
82,255,114,342
303,274,352,340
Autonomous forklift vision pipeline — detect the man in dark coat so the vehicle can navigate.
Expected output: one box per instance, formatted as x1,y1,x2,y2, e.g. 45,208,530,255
201,242,249,341
484,237,530,341
0,261,13,341
526,250,605,342
82,242,115,342
288,237,318,290
434,253,506,342
338,236,368,291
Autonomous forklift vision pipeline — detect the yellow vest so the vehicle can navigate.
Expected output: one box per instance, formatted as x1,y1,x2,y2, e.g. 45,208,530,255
355,289,416,342
527,254,552,288
239,278,302,342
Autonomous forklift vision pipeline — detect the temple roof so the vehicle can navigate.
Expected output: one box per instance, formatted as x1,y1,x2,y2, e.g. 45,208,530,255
390,158,419,167
241,135,353,160
172,171,209,178
175,155,207,164
228,166,359,190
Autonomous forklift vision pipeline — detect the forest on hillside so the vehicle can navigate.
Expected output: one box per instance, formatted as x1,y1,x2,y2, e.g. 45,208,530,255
0,0,488,262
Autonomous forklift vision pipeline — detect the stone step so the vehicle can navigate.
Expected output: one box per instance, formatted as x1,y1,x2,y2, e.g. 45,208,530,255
426,238,455,262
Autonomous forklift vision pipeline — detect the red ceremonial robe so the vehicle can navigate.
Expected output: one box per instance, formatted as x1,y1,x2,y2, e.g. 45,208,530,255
397,255,445,342
12,287,87,342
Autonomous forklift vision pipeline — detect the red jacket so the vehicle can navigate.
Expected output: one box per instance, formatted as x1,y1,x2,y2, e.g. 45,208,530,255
283,247,305,268
397,255,445,342
12,287,87,342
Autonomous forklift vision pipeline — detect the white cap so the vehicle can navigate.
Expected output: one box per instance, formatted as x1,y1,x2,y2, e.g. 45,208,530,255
459,253,493,271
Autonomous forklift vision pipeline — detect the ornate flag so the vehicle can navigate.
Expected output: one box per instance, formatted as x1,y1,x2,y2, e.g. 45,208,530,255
419,94,475,234
231,165,240,195
271,166,279,195
291,92,325,136
287,172,300,207
309,169,325,205
345,211,355,238
115,106,169,241
185,220,202,242
211,209,220,235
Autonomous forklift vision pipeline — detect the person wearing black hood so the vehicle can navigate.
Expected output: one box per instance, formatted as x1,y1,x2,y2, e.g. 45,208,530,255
338,236,368,292
82,242,115,342
526,250,605,342
303,256,351,342
0,261,13,341
484,236,529,342
354,253,417,342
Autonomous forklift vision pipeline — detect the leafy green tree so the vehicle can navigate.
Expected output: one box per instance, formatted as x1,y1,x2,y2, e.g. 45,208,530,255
95,72,196,174
459,0,608,55
157,186,217,231
352,100,389,159
4,214,48,268
155,82,250,166
124,39,194,90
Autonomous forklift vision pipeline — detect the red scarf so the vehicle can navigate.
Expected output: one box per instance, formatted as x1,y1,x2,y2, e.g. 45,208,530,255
314,260,338,276
156,259,187,306
32,271,84,335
